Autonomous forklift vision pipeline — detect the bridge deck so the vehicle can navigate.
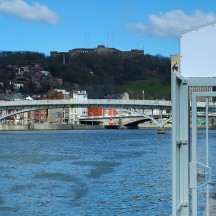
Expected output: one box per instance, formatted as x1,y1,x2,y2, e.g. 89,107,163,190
0,99,172,110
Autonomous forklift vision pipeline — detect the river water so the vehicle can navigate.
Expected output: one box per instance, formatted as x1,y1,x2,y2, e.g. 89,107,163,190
0,129,214,216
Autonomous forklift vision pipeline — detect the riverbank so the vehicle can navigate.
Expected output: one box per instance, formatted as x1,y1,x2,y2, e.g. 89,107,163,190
0,123,169,131
0,123,104,131
0,123,208,131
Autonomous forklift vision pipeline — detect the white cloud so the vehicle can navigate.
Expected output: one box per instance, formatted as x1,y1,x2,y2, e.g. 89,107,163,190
0,0,60,24
128,10,216,37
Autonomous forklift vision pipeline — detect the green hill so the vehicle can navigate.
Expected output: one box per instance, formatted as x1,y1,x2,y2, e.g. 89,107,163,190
0,51,171,99
121,80,171,100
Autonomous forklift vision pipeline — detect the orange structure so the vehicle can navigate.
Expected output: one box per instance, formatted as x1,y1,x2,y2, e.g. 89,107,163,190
108,109,117,116
88,108,118,117
88,108,104,116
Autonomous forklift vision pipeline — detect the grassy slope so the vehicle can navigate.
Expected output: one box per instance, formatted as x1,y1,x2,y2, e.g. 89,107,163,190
121,80,171,100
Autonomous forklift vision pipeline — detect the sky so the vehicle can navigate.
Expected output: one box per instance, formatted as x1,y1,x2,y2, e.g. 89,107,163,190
0,0,216,57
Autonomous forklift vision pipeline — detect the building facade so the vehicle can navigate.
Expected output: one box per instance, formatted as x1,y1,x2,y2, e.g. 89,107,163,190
70,90,88,124
51,45,144,58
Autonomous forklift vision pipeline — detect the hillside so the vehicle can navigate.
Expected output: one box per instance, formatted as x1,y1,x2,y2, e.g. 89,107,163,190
0,51,171,99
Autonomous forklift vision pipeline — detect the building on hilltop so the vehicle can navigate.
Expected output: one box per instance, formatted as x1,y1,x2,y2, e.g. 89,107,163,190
122,49,144,58
50,51,59,57
50,45,144,58
49,51,67,64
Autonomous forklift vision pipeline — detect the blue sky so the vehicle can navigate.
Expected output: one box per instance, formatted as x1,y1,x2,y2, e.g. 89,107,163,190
0,0,216,57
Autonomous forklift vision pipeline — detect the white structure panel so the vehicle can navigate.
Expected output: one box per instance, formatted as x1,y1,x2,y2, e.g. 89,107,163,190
180,23,216,77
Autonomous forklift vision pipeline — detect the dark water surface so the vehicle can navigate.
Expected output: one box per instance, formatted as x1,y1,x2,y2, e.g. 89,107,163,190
0,129,172,215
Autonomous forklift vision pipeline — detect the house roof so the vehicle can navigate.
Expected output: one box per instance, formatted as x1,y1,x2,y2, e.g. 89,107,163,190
4,93,25,101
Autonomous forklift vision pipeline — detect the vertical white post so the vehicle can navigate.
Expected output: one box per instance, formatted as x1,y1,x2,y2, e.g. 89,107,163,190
191,93,198,215
172,71,190,216
180,81,189,216
206,97,209,216
172,72,177,215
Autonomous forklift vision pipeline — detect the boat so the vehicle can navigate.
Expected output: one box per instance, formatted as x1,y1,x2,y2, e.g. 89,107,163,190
104,124,120,129
104,118,120,129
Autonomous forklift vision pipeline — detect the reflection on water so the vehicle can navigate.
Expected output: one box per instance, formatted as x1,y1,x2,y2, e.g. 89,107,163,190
0,129,172,215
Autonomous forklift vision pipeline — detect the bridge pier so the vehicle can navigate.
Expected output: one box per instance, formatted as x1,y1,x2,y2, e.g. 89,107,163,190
157,127,166,134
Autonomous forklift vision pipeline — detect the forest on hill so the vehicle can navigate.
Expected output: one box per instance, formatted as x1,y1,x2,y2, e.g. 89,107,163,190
0,51,171,99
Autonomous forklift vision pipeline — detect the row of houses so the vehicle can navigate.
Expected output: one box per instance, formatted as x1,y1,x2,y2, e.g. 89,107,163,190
0,90,121,125
0,63,66,93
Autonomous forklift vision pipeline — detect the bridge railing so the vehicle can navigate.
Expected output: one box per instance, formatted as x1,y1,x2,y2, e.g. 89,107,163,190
0,99,172,108
85,99,172,106
2,98,216,108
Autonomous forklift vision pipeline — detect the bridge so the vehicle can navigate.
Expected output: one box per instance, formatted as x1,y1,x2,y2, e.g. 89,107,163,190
0,98,172,128
0,98,215,128
0,98,172,111
0,98,214,111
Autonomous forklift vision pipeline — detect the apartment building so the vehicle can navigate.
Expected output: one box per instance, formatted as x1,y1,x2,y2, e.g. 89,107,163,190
70,90,88,124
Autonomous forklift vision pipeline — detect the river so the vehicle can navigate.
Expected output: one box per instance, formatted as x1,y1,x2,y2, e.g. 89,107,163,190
0,129,214,215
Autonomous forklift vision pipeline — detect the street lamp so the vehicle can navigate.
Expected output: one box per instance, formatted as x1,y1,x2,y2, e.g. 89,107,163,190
142,90,145,114
142,90,145,100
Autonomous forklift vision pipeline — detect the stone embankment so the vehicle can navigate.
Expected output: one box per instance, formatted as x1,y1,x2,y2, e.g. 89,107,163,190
0,123,209,131
0,123,104,131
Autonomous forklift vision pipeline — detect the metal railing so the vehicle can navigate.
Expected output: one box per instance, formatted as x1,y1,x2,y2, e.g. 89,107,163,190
0,99,172,110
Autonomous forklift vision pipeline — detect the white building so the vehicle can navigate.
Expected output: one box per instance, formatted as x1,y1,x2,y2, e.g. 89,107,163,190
70,90,88,124
58,90,70,123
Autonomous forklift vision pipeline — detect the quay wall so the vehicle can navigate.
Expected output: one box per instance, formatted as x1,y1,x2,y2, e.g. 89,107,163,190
34,124,104,130
0,124,104,131
0,123,208,131
0,124,29,131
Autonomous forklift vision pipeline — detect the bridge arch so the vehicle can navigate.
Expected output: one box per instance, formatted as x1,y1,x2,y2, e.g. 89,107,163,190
124,110,172,128
0,108,45,121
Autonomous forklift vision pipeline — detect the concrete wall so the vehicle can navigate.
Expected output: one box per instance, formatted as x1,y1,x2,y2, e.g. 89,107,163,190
0,123,103,131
